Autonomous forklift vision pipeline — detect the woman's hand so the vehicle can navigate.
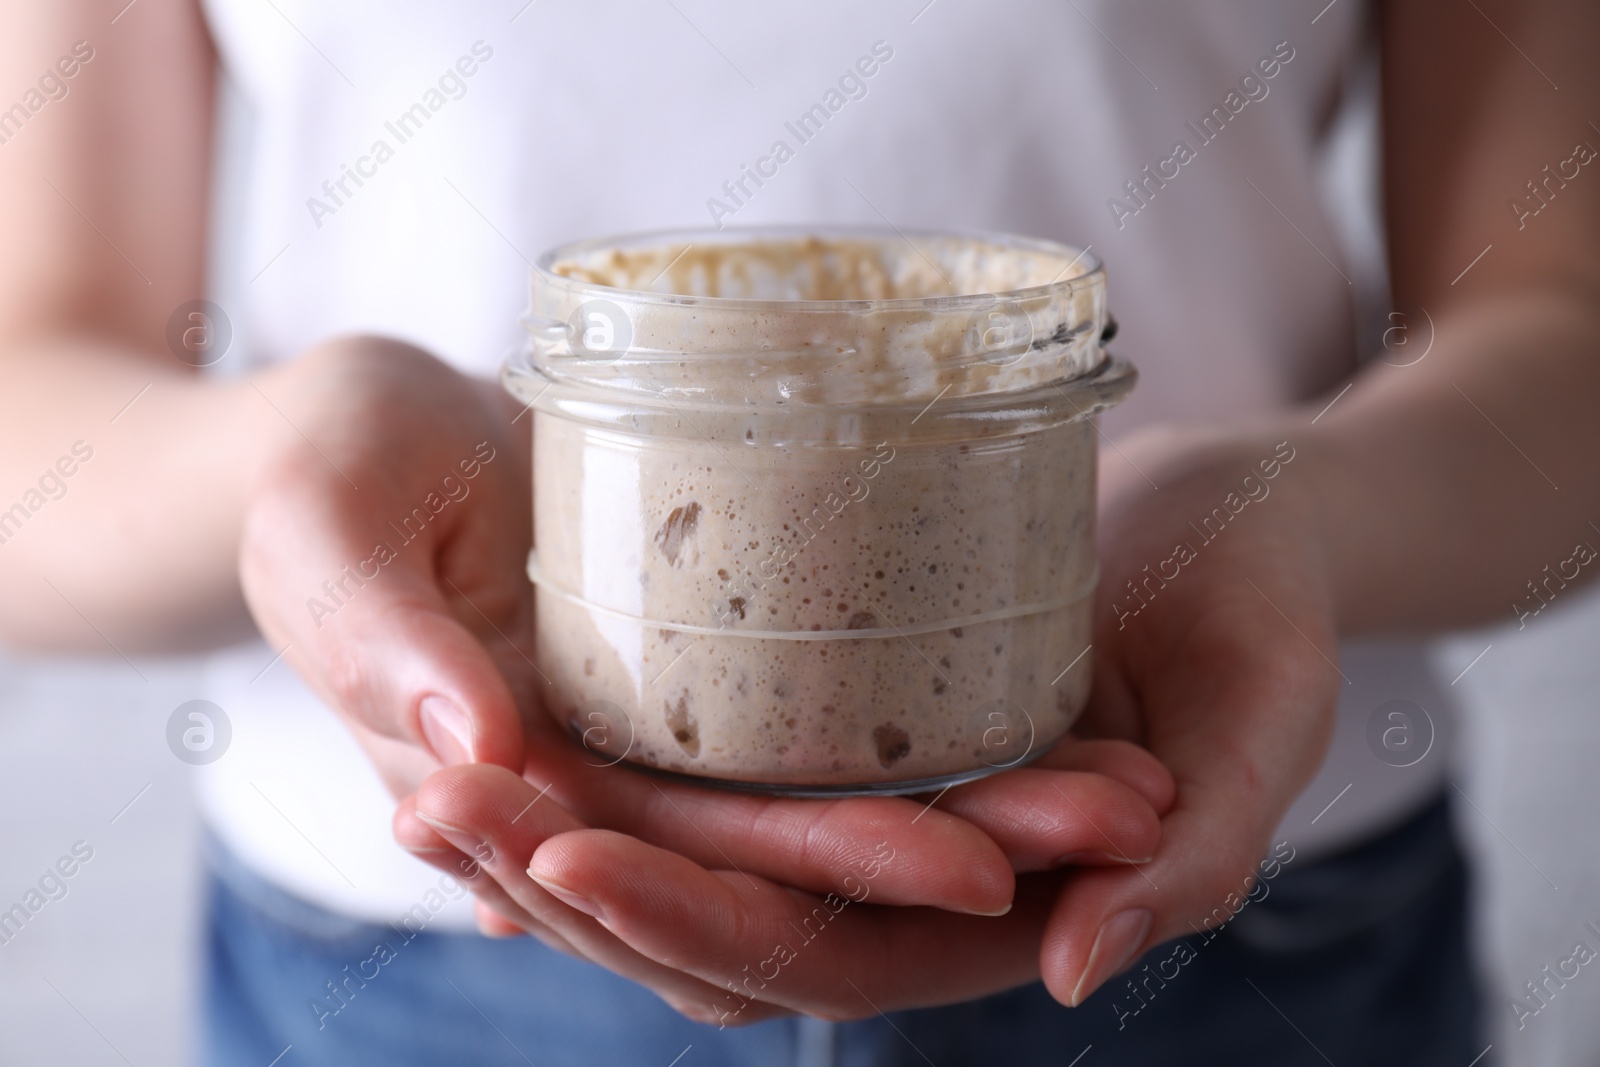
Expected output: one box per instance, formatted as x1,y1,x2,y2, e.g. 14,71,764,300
238,335,537,794
398,736,1175,1025
238,335,1174,955
393,424,1339,1021
1039,426,1340,1004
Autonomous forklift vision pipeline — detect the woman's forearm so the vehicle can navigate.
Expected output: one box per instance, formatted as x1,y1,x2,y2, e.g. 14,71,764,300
0,338,290,653
1302,287,1600,636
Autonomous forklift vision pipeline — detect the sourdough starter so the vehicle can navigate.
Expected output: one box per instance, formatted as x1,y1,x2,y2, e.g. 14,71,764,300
518,233,1112,791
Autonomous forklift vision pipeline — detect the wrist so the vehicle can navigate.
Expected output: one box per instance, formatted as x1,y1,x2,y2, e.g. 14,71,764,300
1102,419,1339,629
232,356,311,504
246,335,476,496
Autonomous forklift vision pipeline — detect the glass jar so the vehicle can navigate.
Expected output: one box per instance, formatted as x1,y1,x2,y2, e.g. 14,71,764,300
503,227,1134,796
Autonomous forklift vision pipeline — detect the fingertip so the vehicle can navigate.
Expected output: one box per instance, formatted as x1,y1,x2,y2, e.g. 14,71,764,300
420,694,474,765
527,828,635,888
1091,777,1165,867
1068,907,1152,1006
411,684,524,773
413,761,550,837
861,802,1016,916
392,797,487,895
382,607,525,772
1039,868,1157,1007
392,794,442,853
529,828,732,933
475,902,527,938
957,841,1017,917
1041,739,1176,816
1055,850,1156,867
1120,746,1177,816
908,806,1016,915
939,769,1161,875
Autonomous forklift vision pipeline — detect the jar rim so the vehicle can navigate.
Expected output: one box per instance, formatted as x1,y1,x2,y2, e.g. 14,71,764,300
531,225,1104,313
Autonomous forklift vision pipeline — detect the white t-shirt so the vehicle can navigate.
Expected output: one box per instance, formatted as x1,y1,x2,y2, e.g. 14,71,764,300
197,0,1452,926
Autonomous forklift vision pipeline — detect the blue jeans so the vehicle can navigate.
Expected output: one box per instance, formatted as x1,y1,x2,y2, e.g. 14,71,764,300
205,795,1479,1066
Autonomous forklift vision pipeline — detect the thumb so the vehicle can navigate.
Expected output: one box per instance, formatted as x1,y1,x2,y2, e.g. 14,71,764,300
240,476,525,772
1037,788,1278,1007
320,580,526,770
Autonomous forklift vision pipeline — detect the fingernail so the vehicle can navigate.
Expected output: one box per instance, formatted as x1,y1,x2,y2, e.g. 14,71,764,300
1071,908,1152,1006
400,843,458,859
413,811,469,837
966,902,1013,917
1055,851,1156,867
421,695,474,765
529,871,605,922
668,1001,725,1026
